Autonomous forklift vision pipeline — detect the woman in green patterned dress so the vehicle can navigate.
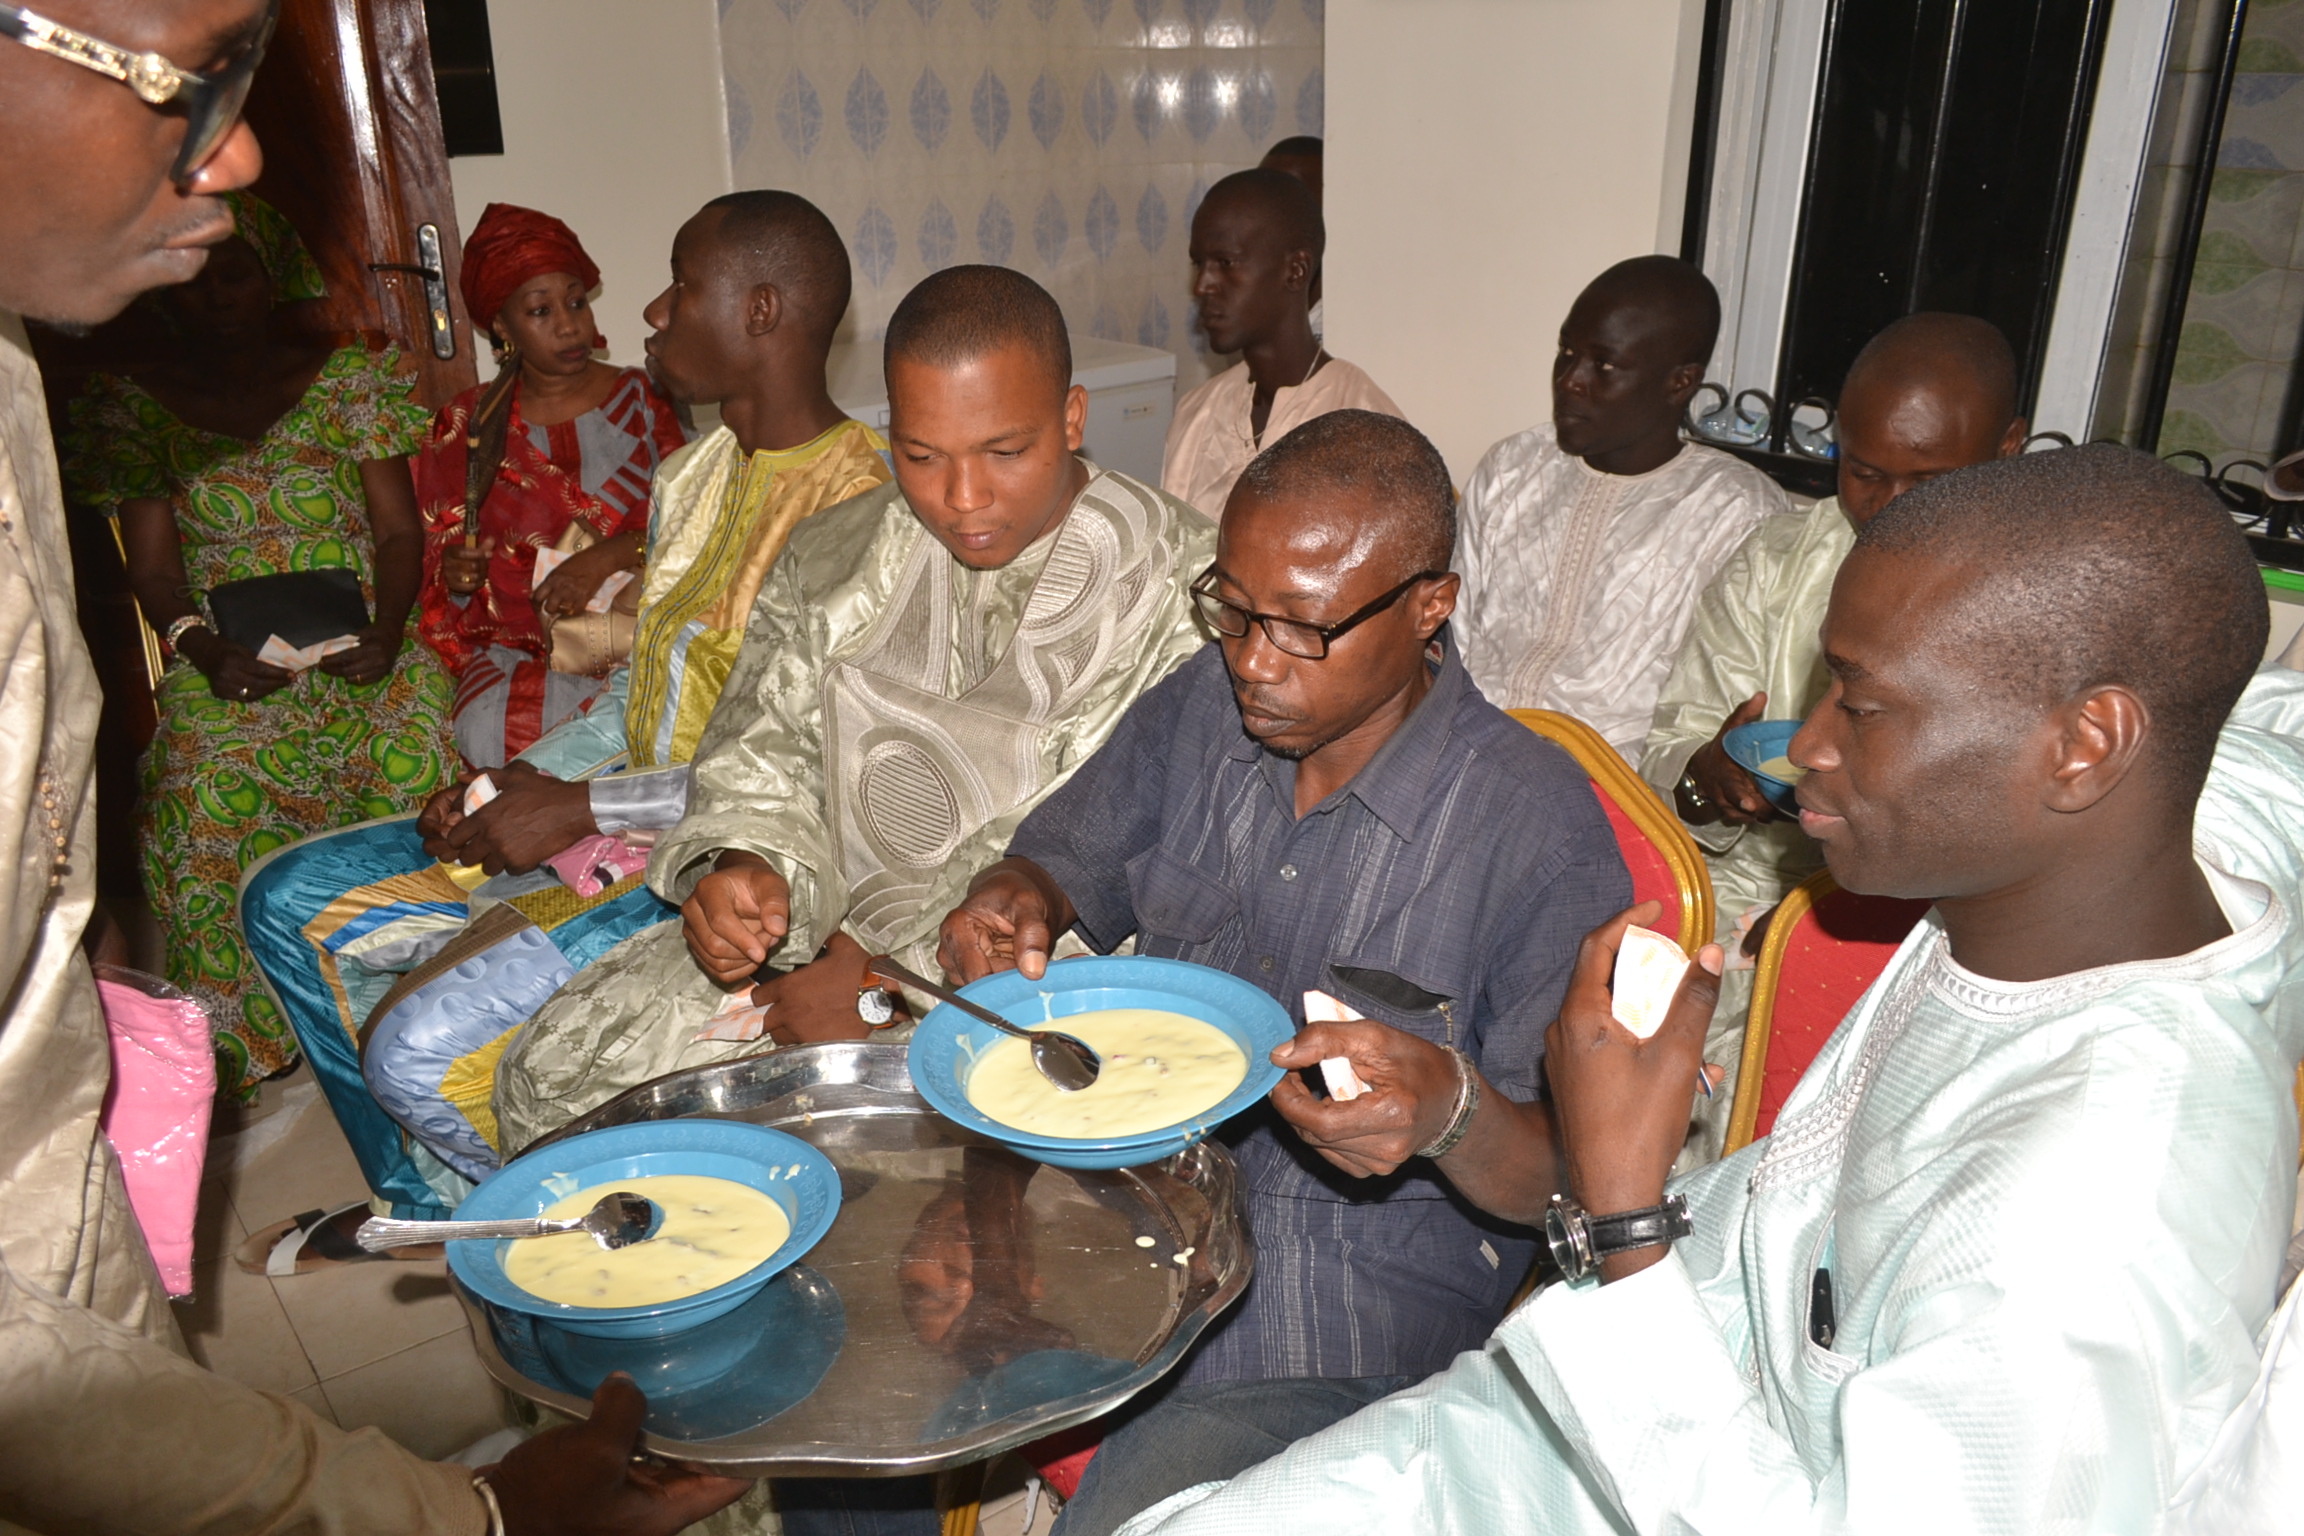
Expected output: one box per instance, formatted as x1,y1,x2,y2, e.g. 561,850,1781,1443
64,194,456,1097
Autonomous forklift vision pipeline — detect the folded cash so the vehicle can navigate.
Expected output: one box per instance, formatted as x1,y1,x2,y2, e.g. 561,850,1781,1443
1302,989,1372,1100
531,547,636,612
255,632,359,672
1611,924,1691,1040
462,774,499,815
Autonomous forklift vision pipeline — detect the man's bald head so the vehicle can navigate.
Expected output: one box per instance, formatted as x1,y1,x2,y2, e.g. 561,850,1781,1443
1200,168,1324,264
1845,312,2017,425
1856,444,2262,792
1833,313,2026,522
1233,409,1456,576
1212,410,1461,764
1259,136,1325,204
1553,255,1719,468
885,264,1072,404
1571,255,1720,370
698,190,851,351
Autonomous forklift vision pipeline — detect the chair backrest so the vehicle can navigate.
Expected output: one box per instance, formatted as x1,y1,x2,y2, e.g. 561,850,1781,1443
104,515,165,693
1726,871,1931,1154
1508,709,1714,954
1728,879,2304,1162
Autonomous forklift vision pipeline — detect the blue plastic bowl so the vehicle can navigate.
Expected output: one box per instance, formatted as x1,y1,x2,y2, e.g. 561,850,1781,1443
446,1119,840,1339
907,954,1292,1169
1721,719,1806,813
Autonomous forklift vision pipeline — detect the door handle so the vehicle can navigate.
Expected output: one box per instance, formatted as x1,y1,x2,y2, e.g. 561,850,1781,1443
368,222,456,360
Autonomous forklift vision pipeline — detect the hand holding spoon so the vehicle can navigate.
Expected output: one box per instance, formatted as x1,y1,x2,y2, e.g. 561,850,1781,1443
867,955,1101,1092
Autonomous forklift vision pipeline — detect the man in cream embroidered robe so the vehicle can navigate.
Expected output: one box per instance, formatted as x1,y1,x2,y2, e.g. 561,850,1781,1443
492,463,1212,1152
1115,664,2304,1536
1,307,488,1536
1453,423,1787,762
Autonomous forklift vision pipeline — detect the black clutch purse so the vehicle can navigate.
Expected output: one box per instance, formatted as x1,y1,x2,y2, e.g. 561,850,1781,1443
205,569,371,652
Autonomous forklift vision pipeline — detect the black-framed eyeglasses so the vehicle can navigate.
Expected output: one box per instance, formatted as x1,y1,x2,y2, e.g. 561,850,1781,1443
1191,564,1448,661
0,0,277,186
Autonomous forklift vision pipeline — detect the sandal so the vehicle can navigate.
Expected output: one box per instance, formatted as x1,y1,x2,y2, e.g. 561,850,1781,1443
235,1201,442,1276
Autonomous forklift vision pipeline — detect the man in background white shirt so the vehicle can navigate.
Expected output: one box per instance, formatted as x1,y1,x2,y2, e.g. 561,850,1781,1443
1453,256,1789,760
1160,168,1400,519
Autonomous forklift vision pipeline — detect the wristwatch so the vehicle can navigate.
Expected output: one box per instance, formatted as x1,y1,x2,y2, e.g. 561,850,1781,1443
1674,767,1715,822
856,985,897,1027
1543,1192,1693,1284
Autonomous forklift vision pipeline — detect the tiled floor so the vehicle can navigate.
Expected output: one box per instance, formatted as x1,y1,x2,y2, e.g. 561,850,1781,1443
180,1074,512,1459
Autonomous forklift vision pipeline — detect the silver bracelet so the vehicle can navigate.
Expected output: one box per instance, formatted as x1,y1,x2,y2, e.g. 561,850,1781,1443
1414,1045,1481,1159
472,1473,506,1536
161,612,209,653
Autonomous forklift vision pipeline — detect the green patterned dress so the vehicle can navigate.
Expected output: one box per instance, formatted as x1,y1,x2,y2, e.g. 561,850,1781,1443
66,345,457,1095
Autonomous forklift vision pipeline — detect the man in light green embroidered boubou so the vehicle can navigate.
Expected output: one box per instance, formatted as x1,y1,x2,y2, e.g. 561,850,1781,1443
491,265,1215,1155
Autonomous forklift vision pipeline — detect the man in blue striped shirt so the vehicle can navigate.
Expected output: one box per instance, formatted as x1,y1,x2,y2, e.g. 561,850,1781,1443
939,409,1631,1535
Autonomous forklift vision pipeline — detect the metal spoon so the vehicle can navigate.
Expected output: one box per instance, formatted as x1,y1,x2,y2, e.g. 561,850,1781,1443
867,955,1101,1092
353,1191,661,1254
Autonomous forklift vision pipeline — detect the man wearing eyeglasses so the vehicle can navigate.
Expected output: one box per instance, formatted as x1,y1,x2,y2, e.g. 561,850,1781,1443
937,410,1629,1535
0,4,747,1532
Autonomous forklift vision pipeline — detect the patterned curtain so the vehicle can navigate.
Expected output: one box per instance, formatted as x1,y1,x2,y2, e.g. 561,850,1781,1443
2156,4,2304,467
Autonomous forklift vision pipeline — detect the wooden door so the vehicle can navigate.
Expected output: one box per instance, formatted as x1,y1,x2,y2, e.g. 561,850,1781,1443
243,0,477,406
36,0,475,903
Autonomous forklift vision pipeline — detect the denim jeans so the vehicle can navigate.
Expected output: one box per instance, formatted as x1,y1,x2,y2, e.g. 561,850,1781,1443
1051,1374,1415,1536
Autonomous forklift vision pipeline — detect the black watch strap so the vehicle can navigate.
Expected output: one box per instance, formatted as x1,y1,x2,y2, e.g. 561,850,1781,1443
1544,1193,1694,1284
1588,1196,1693,1255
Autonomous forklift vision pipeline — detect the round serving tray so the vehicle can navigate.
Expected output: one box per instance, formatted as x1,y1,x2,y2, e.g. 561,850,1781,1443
454,1041,1253,1476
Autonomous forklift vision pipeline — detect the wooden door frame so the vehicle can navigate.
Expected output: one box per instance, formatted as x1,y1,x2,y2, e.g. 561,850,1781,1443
243,0,477,407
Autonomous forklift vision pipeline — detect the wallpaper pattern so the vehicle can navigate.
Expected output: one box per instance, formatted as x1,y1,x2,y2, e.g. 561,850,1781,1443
715,0,1326,390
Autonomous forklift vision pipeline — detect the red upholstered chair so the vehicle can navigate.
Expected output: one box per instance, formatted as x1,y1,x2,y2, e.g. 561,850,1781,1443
1018,1422,1103,1502
1724,871,1932,1154
1727,874,2304,1168
1507,710,1715,954
1501,710,1713,1312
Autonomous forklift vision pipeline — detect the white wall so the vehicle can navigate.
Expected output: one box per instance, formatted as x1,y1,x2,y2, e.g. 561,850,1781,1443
447,0,734,369
1325,0,1705,481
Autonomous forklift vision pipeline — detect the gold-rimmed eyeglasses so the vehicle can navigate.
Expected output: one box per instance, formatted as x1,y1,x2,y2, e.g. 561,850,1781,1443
1190,563,1448,661
0,0,276,185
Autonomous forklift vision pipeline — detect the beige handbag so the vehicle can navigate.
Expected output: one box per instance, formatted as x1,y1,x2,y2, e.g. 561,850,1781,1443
544,522,640,677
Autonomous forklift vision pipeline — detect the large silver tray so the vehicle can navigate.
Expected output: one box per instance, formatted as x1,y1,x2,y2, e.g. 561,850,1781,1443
456,1041,1252,1476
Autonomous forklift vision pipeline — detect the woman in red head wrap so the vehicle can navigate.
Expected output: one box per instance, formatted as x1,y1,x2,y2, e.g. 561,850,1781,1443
413,202,687,767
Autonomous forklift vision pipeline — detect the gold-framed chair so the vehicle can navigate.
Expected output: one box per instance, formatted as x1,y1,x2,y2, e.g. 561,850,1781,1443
105,513,166,692
1722,874,2304,1167
1507,709,1714,953
1724,871,1931,1156
1503,710,1715,1312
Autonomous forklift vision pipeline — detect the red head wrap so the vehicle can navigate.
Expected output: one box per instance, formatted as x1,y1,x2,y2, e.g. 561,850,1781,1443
459,202,604,344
